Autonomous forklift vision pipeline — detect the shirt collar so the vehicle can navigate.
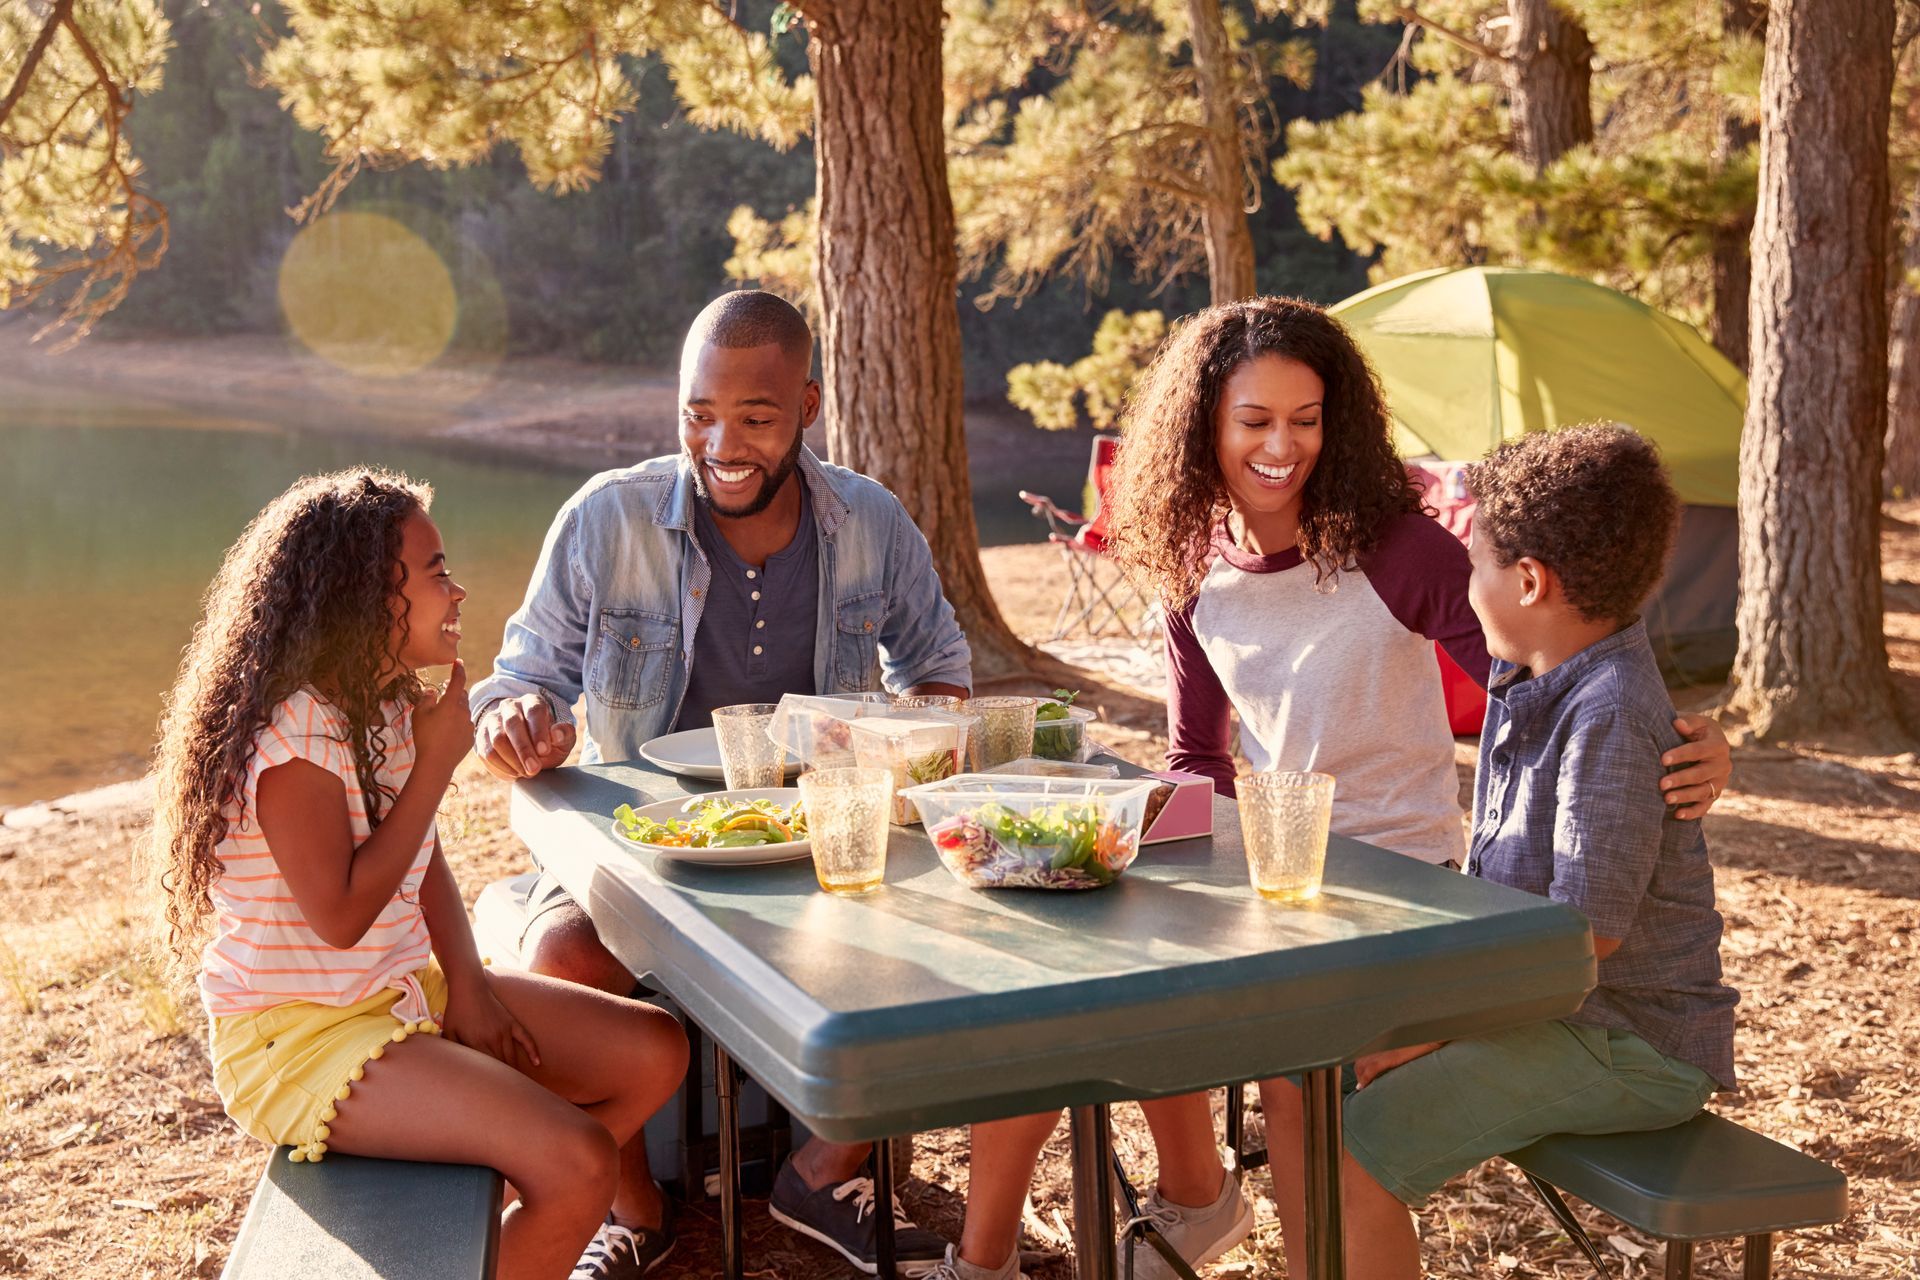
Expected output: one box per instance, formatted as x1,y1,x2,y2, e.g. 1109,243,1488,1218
1491,618,1648,711
657,445,850,538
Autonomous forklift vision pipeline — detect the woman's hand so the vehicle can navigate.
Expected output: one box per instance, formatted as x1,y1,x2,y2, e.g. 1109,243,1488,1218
440,969,541,1072
1354,1040,1445,1088
414,661,474,783
1661,713,1733,820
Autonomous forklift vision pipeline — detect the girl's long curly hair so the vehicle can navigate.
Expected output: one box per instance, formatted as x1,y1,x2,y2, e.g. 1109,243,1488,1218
149,469,433,959
1106,296,1426,609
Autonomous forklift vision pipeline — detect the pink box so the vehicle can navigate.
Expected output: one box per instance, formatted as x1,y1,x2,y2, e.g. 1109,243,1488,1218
1138,768,1215,845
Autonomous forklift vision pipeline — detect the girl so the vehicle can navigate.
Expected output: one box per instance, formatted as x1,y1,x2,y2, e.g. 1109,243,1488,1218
926,299,1732,1280
151,470,687,1280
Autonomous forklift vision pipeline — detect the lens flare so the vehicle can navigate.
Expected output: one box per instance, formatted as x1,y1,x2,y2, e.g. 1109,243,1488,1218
278,211,459,378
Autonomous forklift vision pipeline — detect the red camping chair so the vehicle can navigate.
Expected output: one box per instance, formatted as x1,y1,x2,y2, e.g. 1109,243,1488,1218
1019,436,1158,642
1408,460,1488,736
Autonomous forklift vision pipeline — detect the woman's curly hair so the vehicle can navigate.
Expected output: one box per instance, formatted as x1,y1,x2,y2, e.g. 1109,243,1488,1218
1106,296,1424,608
149,468,433,960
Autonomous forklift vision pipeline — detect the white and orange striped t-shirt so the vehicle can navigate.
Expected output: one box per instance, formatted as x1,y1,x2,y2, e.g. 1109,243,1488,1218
198,689,437,1024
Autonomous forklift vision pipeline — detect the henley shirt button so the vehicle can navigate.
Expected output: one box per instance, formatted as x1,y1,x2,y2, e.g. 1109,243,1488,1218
752,645,764,656
751,590,761,601
746,570,758,580
755,620,765,629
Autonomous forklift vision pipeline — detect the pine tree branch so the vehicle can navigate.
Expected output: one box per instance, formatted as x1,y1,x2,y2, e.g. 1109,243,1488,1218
1390,4,1505,63
0,0,77,129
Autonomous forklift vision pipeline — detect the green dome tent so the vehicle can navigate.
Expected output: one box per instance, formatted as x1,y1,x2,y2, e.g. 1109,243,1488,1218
1330,266,1745,677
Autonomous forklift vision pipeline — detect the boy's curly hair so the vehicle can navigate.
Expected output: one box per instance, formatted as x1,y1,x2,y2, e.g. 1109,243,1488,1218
148,469,432,960
1104,296,1425,608
1467,424,1680,625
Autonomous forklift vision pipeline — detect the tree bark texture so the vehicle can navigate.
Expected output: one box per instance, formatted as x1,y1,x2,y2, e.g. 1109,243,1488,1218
1886,180,1920,498
1502,0,1593,173
803,0,1035,680
1730,0,1902,742
1709,0,1764,371
1188,0,1258,303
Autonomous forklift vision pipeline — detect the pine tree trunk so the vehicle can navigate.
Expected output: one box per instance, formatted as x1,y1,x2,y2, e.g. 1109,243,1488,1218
1709,0,1764,371
1888,182,1920,500
803,0,1037,682
1503,0,1593,173
1188,0,1258,303
1728,0,1903,743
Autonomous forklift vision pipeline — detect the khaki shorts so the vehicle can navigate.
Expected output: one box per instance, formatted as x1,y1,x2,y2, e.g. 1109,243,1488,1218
1341,1019,1716,1205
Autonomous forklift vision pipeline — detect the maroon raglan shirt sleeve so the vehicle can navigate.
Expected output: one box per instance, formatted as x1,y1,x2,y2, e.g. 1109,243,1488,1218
1163,595,1239,796
1361,511,1494,688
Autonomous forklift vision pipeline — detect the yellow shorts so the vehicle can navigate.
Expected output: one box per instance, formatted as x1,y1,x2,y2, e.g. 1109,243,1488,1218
210,963,450,1163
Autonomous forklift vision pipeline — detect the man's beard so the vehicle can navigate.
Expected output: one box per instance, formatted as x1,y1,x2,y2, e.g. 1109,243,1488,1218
692,422,805,519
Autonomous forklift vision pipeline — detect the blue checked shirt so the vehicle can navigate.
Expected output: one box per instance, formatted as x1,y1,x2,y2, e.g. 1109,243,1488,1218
1468,620,1738,1087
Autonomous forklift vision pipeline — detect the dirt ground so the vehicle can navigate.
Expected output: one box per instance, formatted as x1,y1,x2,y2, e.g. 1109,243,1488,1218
3,511,1918,1280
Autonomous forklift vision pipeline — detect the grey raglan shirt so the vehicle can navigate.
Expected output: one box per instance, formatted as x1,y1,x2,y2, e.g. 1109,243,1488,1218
1165,511,1488,866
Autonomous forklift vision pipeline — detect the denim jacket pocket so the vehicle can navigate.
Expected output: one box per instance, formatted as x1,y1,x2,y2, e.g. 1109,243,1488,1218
588,609,679,711
832,592,885,693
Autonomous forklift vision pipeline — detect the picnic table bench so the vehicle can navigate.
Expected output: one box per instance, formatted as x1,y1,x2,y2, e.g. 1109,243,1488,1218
222,1149,499,1280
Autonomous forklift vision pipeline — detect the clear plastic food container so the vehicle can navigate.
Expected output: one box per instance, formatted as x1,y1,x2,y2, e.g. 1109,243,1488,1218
901,774,1157,890
848,712,970,823
1029,704,1099,762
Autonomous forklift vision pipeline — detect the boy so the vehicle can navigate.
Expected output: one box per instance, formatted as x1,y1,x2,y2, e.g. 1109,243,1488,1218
1266,424,1740,1277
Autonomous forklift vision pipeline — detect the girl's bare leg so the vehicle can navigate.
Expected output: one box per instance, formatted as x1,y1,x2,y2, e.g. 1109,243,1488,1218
323,1033,619,1280
1138,1092,1228,1204
481,968,690,1228
959,1111,1065,1270
1256,1078,1420,1280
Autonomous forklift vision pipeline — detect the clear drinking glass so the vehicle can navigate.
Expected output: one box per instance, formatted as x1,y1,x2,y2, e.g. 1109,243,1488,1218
1238,771,1336,902
798,767,894,894
711,703,785,790
965,696,1040,768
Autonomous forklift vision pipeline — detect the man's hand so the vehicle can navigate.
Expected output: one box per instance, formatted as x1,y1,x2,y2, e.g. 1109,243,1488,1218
476,693,577,780
1661,713,1733,820
1354,1040,1445,1088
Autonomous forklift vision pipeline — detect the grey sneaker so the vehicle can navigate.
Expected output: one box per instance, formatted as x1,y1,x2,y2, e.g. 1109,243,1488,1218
571,1207,675,1279
767,1157,949,1276
924,1243,1024,1280
1122,1173,1254,1280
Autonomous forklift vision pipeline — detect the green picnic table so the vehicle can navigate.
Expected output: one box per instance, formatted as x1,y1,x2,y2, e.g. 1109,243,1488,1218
509,761,1595,1280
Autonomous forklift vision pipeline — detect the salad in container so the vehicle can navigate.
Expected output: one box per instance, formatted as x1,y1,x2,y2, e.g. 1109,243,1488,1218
1031,690,1099,762
849,712,970,822
901,774,1157,890
767,692,890,772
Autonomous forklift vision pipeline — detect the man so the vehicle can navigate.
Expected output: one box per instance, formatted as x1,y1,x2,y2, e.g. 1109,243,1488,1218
471,290,969,1278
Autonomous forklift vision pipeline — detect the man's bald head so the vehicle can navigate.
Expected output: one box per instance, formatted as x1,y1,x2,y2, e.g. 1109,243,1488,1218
682,289,813,379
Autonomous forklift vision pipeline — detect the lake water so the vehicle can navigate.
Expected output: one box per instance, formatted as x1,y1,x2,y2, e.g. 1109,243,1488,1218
0,419,1072,807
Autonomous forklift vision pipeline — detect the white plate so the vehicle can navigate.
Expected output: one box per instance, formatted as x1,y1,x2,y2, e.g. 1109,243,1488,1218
638,726,799,781
609,787,812,866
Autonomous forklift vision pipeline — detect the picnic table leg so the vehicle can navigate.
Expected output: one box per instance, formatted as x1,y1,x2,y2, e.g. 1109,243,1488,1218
715,1044,744,1280
1300,1066,1347,1280
872,1136,898,1280
1069,1104,1118,1280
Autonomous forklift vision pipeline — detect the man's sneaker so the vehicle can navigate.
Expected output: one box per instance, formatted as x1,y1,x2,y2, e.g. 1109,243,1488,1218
570,1208,676,1279
1122,1173,1254,1280
767,1157,949,1275
924,1243,1025,1280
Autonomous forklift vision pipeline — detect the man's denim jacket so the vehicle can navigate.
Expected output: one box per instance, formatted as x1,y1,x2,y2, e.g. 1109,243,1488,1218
469,448,973,763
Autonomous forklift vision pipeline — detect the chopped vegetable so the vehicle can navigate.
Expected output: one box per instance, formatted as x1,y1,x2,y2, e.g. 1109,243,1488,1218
928,799,1137,889
613,796,808,849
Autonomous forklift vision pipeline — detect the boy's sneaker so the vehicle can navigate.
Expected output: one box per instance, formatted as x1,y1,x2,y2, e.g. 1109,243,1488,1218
1122,1173,1254,1280
768,1157,949,1275
570,1205,676,1279
924,1243,1025,1280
